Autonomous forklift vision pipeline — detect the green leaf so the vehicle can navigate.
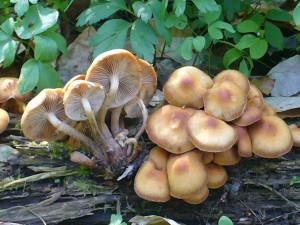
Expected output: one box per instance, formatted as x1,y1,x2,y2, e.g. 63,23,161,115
250,13,264,28
148,0,172,45
223,48,242,68
19,59,61,94
14,5,59,39
133,1,152,23
130,19,158,62
0,18,17,67
208,21,235,39
43,30,67,55
11,0,29,17
236,20,259,33
193,36,205,52
34,34,58,61
265,21,283,50
165,14,187,29
173,0,186,17
235,34,256,50
250,38,268,59
76,0,126,26
223,0,241,21
91,19,131,58
239,58,250,77
192,0,219,13
180,36,193,60
218,215,234,225
294,2,300,25
109,214,127,225
266,8,293,22
204,4,221,24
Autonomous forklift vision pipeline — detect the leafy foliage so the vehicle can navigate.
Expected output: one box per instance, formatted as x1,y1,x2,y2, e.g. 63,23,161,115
108,214,127,225
218,215,234,225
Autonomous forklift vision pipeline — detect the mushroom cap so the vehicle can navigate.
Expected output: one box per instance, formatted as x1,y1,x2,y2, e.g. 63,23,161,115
205,162,228,189
21,88,67,141
85,49,142,108
0,77,32,103
186,111,237,152
183,186,209,204
203,81,247,121
213,69,250,94
232,105,263,126
262,103,277,116
134,146,170,202
0,108,10,134
0,98,26,114
231,124,252,157
213,147,241,166
202,151,214,164
289,124,300,147
63,80,105,121
63,74,86,91
145,104,195,154
247,84,264,110
248,115,293,158
167,150,207,199
163,66,213,109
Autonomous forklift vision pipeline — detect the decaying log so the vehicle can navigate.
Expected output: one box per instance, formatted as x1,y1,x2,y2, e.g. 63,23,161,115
1,132,300,225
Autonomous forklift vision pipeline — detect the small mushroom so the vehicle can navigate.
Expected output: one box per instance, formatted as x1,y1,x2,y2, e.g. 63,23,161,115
205,162,228,189
247,115,293,158
167,150,207,199
232,105,263,126
231,124,252,157
63,74,86,91
289,124,300,147
134,146,170,202
163,66,213,109
186,111,237,152
247,84,264,110
0,108,10,134
213,147,241,166
145,104,195,154
183,186,209,205
203,81,247,121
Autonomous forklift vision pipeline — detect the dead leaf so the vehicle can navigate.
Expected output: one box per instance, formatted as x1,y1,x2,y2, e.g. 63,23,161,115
129,215,184,225
268,55,300,97
264,96,300,114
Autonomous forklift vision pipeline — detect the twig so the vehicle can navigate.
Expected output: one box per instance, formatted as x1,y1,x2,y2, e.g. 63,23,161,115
238,199,264,225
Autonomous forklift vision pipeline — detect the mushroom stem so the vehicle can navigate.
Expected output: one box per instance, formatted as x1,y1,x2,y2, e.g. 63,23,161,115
47,112,105,161
134,99,148,140
111,106,123,137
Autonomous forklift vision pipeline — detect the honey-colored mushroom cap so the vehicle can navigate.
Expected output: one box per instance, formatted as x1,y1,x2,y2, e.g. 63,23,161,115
0,77,31,103
205,162,228,189
0,108,10,134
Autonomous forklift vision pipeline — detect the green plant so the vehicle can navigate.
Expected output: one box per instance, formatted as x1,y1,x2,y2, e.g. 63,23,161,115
218,215,234,225
108,214,127,225
77,0,300,76
0,0,69,94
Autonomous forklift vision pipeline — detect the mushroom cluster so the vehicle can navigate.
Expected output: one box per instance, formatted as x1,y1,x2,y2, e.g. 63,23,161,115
0,77,32,134
134,66,297,204
20,49,157,177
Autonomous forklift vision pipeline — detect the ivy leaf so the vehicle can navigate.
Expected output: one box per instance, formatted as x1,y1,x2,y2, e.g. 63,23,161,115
91,19,131,58
223,48,242,68
10,0,29,17
14,5,59,39
235,34,256,50
265,21,284,50
266,8,293,22
236,20,259,33
294,3,300,25
34,33,58,62
193,36,206,52
0,18,17,67
130,19,158,62
250,38,268,59
180,36,193,60
133,1,152,23
173,0,186,17
76,0,127,26
19,59,61,94
192,0,219,13
148,0,172,45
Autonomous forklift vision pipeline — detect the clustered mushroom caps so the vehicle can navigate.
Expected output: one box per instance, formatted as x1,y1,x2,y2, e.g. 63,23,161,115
20,49,158,177
135,66,298,204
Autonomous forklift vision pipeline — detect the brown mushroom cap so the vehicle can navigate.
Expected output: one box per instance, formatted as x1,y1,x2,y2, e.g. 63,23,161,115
231,124,252,157
145,104,195,154
213,69,250,94
163,66,213,109
0,108,10,134
289,124,300,147
63,74,86,91
85,49,142,108
186,111,237,152
262,103,277,116
232,105,263,126
183,186,209,204
203,81,247,121
167,150,207,199
63,80,105,121
247,84,264,110
0,77,31,103
205,162,228,189
134,146,170,202
213,147,241,166
248,115,293,158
